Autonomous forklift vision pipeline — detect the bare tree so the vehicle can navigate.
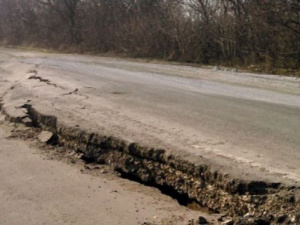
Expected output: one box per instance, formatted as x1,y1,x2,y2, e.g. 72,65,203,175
36,0,81,45
0,0,299,71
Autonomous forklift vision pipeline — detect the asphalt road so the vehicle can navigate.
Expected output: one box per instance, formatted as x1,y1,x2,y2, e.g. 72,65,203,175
1,48,300,184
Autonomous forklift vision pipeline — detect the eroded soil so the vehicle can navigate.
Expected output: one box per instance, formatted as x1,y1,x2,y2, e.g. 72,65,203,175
0,118,215,225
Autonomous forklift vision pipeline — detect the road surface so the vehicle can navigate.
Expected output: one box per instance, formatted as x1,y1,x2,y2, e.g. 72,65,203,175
0,47,300,185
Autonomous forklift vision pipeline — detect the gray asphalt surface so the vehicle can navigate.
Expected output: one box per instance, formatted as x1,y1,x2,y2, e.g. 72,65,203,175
1,48,300,184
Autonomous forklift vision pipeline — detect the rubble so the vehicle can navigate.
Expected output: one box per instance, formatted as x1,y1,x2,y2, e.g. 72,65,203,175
38,131,55,144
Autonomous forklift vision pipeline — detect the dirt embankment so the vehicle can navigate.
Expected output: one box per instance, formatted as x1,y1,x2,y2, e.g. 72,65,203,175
0,120,211,225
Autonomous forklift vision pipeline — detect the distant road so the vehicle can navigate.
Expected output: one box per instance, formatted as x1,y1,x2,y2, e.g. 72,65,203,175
1,48,300,184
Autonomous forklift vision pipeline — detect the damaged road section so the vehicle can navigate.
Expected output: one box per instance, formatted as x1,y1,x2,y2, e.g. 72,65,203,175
0,119,207,225
1,48,300,225
28,72,60,88
1,102,299,225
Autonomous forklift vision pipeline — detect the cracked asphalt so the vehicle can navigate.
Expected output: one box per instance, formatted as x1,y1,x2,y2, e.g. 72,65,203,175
1,47,300,185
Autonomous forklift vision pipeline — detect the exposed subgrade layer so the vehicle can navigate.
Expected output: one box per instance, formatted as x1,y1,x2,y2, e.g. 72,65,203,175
0,103,299,225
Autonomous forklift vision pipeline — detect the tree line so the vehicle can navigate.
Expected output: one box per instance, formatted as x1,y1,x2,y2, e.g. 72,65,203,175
0,0,299,71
